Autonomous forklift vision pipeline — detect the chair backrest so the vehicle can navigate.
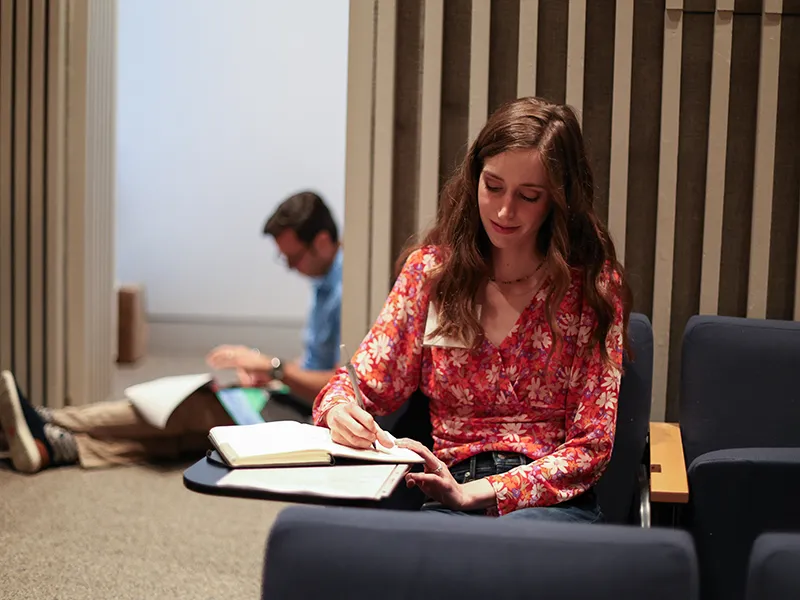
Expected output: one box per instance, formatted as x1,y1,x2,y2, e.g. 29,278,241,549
594,312,653,524
746,533,800,600
261,505,699,600
679,315,800,467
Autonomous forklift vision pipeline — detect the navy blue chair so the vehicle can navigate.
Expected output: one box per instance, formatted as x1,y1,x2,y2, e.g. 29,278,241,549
746,533,800,600
679,315,800,600
261,505,699,600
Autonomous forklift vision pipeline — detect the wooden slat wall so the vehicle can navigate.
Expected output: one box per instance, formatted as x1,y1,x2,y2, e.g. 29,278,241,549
0,0,116,408
342,0,800,421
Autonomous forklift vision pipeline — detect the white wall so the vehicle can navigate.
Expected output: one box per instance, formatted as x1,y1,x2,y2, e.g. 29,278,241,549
115,0,349,334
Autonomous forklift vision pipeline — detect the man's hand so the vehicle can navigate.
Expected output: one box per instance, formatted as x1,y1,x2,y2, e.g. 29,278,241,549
206,345,270,371
236,368,271,388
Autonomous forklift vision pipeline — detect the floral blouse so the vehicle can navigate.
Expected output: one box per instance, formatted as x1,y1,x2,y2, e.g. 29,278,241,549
313,246,625,516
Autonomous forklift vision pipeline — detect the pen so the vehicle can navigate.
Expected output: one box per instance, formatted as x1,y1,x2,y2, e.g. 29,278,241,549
340,344,382,451
340,344,367,411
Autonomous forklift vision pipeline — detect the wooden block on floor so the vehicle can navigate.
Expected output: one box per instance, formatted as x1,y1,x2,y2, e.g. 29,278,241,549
117,284,148,364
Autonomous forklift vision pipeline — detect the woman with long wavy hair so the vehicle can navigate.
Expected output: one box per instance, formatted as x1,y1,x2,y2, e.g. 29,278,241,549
314,96,633,521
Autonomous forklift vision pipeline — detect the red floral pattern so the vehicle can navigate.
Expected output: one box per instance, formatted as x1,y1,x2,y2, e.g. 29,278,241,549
313,246,625,516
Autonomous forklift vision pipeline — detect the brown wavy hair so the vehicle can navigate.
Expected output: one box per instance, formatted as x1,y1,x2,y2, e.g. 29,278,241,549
398,96,632,363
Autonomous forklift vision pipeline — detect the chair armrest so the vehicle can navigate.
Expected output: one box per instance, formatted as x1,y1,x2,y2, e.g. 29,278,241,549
649,422,689,503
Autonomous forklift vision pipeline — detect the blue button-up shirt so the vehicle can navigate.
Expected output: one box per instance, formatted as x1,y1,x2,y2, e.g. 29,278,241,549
300,247,343,370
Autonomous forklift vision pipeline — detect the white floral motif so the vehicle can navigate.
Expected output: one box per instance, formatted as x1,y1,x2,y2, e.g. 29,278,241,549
366,378,385,393
540,455,570,476
579,324,593,347
506,364,519,381
595,391,615,410
576,452,594,470
368,333,392,363
562,313,580,337
486,365,500,385
526,377,547,400
500,422,525,437
452,385,475,404
531,326,552,350
600,374,619,392
356,350,375,374
421,252,439,273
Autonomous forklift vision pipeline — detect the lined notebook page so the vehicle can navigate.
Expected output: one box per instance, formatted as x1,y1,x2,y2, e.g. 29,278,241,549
217,464,409,500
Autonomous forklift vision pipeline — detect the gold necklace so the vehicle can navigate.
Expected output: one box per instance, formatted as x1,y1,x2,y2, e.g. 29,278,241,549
489,259,545,285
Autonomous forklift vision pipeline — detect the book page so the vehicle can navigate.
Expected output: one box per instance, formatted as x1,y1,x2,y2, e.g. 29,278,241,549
216,463,408,500
208,421,426,465
329,440,426,464
209,421,332,459
125,373,213,429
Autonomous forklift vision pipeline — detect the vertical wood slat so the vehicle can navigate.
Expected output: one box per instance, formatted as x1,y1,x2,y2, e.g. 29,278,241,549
651,6,684,422
340,0,376,355
467,0,490,142
369,0,396,320
719,11,760,318
392,0,423,261
14,0,31,394
767,10,800,320
795,199,800,320
747,4,782,318
608,0,634,264
487,0,520,116
699,5,733,315
46,0,67,408
29,0,47,406
85,0,117,402
517,0,539,97
417,0,443,234
0,0,13,373
565,0,586,121
65,0,90,405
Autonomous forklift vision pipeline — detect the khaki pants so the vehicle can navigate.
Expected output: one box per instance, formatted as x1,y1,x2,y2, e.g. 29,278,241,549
50,388,233,469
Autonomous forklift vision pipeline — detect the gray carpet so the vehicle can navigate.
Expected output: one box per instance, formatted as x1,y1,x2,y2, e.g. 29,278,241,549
0,355,300,600
0,461,290,599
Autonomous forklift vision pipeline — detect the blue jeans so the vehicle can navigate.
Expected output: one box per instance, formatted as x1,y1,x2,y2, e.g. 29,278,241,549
420,451,603,524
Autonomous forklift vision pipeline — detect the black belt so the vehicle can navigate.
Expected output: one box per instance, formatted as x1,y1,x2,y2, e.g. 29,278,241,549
449,451,532,484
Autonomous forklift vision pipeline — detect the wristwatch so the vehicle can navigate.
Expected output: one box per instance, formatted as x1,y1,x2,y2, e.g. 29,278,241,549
270,356,284,381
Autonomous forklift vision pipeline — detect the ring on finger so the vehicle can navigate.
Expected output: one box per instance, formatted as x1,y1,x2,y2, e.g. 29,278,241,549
431,463,444,474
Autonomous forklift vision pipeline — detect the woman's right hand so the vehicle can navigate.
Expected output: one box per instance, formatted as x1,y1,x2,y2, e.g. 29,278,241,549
326,403,394,450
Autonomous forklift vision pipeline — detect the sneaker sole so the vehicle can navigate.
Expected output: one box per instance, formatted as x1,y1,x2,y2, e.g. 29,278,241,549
0,371,41,473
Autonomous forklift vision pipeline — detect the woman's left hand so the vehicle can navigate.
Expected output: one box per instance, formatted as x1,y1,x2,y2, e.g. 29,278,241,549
397,438,470,510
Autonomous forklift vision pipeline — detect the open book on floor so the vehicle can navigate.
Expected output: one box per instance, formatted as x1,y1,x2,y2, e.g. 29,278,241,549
208,420,426,468
124,373,269,428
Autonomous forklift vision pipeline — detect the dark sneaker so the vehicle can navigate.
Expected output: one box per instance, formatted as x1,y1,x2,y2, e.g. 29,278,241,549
0,371,49,473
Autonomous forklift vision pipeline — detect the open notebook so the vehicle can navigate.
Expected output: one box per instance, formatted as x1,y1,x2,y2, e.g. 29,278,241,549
208,420,426,468
216,463,411,501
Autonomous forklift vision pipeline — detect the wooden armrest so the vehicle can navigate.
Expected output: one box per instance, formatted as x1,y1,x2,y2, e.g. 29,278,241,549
649,422,689,503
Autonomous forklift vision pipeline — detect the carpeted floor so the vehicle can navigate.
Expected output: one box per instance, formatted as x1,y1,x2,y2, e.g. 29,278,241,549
0,355,296,600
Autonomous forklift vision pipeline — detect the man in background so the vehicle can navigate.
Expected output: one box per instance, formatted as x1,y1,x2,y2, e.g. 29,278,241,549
206,190,344,411
0,191,344,473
